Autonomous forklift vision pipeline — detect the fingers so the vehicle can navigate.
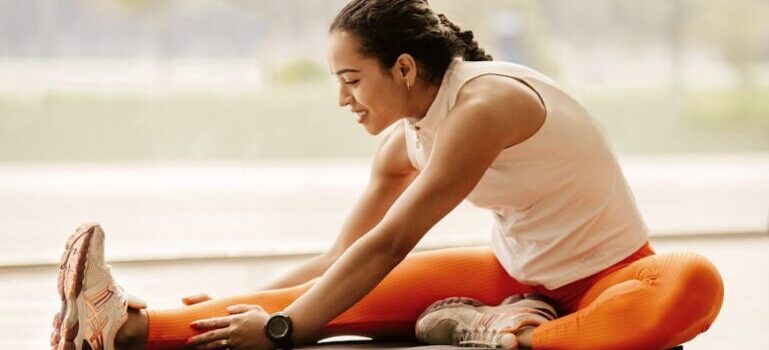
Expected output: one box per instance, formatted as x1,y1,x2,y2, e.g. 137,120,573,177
191,316,231,330
226,304,264,315
183,293,212,306
186,327,231,347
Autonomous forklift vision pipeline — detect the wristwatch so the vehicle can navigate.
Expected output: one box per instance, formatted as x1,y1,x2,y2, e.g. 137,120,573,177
264,312,294,350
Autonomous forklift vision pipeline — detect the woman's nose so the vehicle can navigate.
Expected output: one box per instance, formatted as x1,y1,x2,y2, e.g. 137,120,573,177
338,85,352,107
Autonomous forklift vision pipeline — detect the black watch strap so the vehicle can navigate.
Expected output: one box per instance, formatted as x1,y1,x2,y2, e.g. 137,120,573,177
264,312,294,350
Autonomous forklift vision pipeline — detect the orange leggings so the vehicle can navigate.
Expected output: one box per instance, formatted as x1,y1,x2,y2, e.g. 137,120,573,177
146,241,724,350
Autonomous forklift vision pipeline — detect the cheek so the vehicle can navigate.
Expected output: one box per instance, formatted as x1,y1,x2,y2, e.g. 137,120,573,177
358,84,398,115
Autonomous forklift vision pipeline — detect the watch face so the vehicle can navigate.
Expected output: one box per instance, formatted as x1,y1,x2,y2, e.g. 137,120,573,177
268,317,289,338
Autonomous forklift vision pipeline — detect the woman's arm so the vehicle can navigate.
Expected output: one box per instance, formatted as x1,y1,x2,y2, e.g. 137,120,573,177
284,76,546,345
260,123,418,290
257,253,334,290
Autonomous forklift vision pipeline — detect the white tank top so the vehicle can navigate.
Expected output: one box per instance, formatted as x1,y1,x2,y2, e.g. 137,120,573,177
403,59,649,290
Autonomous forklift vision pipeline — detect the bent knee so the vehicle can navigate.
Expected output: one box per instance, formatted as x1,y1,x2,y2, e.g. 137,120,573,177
676,253,724,298
660,253,724,325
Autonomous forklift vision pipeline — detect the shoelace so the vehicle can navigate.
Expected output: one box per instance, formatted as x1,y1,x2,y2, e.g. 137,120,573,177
455,327,509,348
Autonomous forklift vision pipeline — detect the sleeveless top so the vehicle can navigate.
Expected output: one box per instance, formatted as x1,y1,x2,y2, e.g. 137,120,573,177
403,59,649,290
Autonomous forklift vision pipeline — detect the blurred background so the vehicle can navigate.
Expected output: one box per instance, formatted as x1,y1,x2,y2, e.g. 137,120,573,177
0,0,767,348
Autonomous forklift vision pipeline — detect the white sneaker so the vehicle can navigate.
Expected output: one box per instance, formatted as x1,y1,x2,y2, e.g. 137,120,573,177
51,223,129,350
416,294,558,349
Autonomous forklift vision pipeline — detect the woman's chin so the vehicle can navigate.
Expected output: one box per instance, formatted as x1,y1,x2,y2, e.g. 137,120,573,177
357,116,378,135
363,117,401,135
362,123,380,135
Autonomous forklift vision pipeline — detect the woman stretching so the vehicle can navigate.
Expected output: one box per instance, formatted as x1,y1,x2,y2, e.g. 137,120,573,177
50,1,724,349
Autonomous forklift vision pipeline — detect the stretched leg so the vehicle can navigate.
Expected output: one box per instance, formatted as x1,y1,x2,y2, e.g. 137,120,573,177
142,246,533,349
531,252,724,350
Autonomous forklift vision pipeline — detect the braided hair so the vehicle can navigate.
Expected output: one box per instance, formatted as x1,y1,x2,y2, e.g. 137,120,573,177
330,0,492,85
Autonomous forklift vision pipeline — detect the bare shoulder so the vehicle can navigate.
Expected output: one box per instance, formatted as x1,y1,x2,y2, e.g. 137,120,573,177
371,121,417,179
453,74,546,148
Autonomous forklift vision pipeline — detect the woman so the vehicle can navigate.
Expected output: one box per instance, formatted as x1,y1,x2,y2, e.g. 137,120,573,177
50,1,724,349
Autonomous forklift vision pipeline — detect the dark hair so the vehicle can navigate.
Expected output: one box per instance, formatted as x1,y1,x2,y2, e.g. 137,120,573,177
330,0,492,85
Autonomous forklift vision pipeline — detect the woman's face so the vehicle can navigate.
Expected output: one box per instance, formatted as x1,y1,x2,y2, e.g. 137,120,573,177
327,30,409,135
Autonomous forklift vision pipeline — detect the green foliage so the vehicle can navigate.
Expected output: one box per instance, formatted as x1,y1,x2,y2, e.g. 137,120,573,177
686,0,769,86
0,84,377,162
686,88,769,124
582,88,769,153
270,59,326,84
1,86,767,163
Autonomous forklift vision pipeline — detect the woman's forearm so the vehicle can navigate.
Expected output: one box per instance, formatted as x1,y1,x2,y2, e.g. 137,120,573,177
258,253,335,290
283,230,407,345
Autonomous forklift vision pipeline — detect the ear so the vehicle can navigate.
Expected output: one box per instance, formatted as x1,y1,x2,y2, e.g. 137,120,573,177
393,53,418,87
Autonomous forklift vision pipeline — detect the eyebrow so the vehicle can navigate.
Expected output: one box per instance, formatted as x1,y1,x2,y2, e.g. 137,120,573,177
334,68,360,75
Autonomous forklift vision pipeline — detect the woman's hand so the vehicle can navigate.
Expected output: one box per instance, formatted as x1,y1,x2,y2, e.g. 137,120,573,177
182,293,213,306
187,304,274,350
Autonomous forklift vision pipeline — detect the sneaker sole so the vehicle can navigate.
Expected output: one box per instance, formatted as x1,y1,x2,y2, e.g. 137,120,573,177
51,223,100,350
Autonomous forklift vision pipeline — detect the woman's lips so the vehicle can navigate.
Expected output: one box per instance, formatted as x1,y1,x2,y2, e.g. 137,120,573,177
355,111,368,123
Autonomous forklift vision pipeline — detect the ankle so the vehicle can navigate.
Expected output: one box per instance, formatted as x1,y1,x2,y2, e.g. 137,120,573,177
115,309,149,350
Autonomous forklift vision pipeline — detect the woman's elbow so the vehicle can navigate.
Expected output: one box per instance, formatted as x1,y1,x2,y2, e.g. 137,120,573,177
353,226,420,266
319,249,341,270
383,232,418,262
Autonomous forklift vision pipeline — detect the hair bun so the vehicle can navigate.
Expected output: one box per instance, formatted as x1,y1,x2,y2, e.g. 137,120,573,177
331,0,491,85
